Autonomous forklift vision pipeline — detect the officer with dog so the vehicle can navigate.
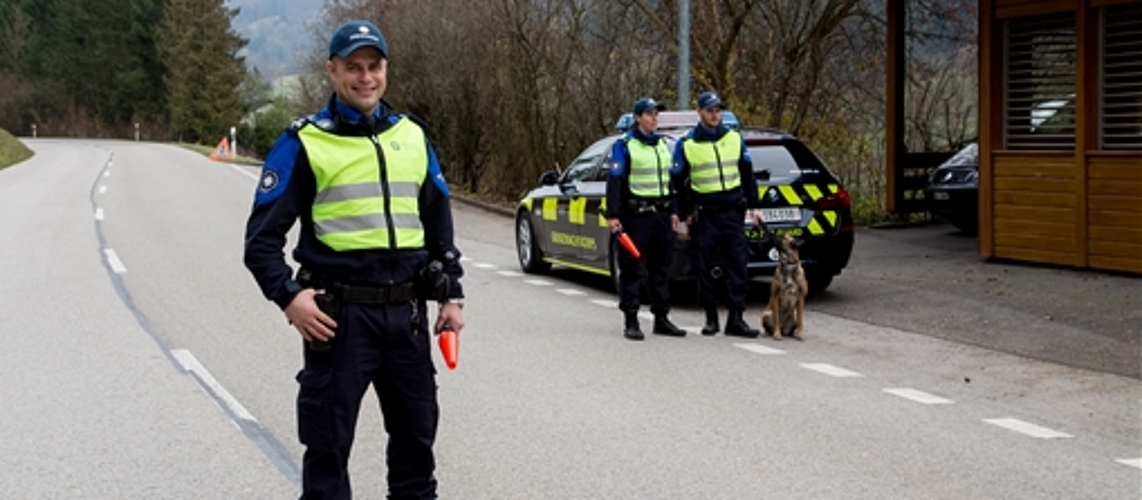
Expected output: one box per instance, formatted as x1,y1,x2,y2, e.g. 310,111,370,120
673,90,762,338
243,20,463,499
605,97,688,340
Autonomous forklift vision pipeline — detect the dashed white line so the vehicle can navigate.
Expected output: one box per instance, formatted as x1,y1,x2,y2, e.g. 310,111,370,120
524,279,553,286
98,185,107,194
638,311,653,320
800,363,863,378
94,208,104,221
1116,458,1142,469
230,164,258,180
734,343,787,355
982,418,1072,439
884,388,954,405
556,289,586,296
103,170,111,177
171,349,257,425
497,270,522,277
589,299,616,308
103,249,127,274
473,262,496,269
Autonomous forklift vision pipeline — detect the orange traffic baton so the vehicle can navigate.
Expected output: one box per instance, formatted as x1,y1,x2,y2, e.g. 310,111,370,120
617,231,641,259
438,330,459,370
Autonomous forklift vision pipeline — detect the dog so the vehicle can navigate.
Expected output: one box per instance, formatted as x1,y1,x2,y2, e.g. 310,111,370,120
761,235,808,340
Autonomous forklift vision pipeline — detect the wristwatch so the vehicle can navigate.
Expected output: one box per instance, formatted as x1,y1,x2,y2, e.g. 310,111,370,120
445,298,464,309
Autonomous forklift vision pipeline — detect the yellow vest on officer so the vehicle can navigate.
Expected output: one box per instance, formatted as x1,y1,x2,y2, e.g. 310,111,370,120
682,129,743,194
298,118,427,251
626,136,673,199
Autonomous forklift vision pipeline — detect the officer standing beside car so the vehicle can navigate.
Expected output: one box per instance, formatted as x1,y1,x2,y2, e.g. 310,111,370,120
243,19,463,499
673,91,762,337
605,97,688,341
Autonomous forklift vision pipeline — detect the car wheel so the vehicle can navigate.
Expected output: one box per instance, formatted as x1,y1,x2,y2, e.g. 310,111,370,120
806,271,834,296
516,212,550,274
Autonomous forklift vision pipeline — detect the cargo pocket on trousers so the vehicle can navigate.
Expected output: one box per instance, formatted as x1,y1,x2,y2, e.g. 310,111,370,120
295,369,334,447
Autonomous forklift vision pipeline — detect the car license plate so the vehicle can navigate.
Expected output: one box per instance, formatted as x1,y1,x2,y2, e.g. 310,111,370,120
760,208,801,223
932,192,949,200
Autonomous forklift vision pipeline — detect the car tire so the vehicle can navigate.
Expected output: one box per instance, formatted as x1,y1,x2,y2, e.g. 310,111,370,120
516,212,550,274
806,271,834,296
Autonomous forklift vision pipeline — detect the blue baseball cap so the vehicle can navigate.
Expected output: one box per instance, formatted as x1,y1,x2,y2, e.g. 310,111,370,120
632,97,666,116
697,91,726,110
329,20,388,60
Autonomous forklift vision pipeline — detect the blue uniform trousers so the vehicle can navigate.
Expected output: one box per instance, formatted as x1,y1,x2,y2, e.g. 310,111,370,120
690,206,749,310
296,299,438,500
617,210,675,315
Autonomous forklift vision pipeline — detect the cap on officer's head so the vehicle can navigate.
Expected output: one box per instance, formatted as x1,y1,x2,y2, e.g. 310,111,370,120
632,97,666,116
329,20,388,60
697,91,726,110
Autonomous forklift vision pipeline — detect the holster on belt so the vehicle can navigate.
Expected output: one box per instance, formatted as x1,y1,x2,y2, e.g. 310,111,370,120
296,268,418,305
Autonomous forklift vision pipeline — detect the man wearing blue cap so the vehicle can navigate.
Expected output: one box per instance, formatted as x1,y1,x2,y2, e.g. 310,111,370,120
605,97,687,340
244,19,464,499
672,91,761,337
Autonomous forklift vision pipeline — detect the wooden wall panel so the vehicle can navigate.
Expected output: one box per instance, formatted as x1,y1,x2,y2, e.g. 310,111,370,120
991,154,1081,265
1086,155,1142,273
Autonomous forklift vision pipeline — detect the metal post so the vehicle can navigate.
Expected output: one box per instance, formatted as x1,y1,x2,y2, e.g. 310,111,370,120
31,124,36,138
230,126,237,159
677,0,690,110
134,123,140,141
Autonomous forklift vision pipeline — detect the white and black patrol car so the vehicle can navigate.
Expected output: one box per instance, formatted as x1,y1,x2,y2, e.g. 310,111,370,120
514,117,854,295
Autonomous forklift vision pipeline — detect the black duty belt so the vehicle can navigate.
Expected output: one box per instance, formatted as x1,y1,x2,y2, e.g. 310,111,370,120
628,199,672,214
298,270,418,304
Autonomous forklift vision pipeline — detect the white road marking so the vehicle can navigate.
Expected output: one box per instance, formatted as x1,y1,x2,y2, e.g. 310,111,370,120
1116,458,1142,469
94,208,104,221
230,164,258,180
982,418,1072,439
638,311,653,320
884,388,954,405
98,185,107,194
556,289,586,296
103,249,127,274
524,279,553,286
171,349,258,425
590,299,616,308
473,262,496,269
103,170,110,177
800,363,863,378
735,343,786,355
497,270,522,277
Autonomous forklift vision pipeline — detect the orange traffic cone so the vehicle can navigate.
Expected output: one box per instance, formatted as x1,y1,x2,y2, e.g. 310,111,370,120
617,231,641,259
438,330,458,370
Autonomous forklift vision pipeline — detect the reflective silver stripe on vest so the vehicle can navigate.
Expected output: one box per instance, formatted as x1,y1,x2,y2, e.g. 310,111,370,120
314,181,421,205
314,213,423,236
691,161,741,185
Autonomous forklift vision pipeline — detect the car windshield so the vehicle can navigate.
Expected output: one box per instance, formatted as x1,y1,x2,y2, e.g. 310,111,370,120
940,143,978,168
560,136,615,183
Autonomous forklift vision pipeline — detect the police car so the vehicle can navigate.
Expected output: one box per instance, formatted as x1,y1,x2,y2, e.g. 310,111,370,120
515,117,853,295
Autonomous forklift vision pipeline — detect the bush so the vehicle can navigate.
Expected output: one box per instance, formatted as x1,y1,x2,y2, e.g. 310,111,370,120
237,98,300,160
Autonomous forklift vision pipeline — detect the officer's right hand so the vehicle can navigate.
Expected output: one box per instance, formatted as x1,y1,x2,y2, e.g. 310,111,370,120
606,218,622,234
285,289,337,343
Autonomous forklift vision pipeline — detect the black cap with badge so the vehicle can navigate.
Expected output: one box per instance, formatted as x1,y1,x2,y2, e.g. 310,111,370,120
329,20,388,60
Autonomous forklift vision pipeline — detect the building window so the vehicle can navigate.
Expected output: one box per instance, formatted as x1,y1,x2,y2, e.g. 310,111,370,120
1101,3,1142,150
1004,13,1077,150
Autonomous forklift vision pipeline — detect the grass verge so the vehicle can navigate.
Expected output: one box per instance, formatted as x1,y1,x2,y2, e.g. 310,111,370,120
0,128,34,170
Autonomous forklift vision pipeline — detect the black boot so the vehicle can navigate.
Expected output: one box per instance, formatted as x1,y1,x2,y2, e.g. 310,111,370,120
724,309,760,338
623,311,644,341
653,313,686,337
700,307,719,336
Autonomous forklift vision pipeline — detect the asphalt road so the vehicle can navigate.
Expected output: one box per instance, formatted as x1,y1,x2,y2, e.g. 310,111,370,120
3,138,1139,498
456,196,1142,381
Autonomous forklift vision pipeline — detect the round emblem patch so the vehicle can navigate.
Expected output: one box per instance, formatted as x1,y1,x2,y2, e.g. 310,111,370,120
259,170,279,193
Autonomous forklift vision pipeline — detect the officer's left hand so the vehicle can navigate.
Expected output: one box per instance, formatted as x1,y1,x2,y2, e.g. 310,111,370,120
751,209,765,227
435,302,465,335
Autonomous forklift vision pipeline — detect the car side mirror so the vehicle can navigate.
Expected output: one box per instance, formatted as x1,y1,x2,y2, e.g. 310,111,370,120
539,171,559,186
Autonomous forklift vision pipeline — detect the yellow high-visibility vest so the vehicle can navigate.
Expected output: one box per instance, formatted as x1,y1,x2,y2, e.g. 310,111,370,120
682,130,743,194
298,118,427,250
626,137,673,198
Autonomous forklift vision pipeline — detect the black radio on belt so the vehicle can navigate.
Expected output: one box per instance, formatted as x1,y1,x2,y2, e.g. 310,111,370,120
627,199,671,214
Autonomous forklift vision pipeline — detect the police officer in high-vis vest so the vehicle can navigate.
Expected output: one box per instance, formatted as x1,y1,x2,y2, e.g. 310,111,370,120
673,91,761,338
605,97,688,340
244,20,463,500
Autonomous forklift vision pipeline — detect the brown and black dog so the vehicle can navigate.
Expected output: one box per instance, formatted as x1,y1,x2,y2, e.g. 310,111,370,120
761,235,808,340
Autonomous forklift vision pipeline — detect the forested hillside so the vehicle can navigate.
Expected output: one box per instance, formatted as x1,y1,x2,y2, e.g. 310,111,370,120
229,0,322,80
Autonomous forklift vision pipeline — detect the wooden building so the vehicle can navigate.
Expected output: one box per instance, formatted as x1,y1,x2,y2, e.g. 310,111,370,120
978,0,1142,274
890,0,1141,275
